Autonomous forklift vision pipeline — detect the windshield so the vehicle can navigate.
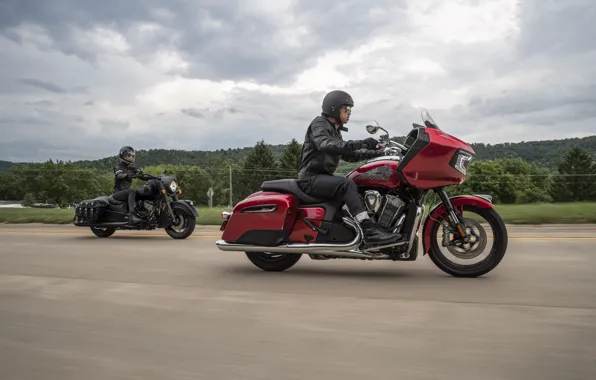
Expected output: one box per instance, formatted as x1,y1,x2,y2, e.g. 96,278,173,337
421,109,440,130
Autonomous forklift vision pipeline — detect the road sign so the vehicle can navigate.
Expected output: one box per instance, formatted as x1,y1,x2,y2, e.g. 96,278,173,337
207,187,214,207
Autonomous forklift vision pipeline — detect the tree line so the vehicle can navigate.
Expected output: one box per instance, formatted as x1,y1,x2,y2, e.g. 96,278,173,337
3,135,596,173
0,140,594,208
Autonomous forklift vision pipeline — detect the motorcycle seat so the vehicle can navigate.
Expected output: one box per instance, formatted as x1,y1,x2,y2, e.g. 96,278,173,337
95,195,124,206
260,179,326,205
108,196,124,206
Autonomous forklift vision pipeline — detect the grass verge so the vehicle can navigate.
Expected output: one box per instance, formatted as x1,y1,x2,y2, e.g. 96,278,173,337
0,207,228,225
1,202,595,225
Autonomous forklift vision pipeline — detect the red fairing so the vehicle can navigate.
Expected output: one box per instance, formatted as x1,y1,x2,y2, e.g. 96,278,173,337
221,193,298,243
288,207,325,243
346,159,401,189
421,195,494,254
401,128,475,189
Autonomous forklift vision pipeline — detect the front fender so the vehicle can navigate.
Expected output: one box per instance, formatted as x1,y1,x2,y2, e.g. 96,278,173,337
422,195,494,255
172,200,199,217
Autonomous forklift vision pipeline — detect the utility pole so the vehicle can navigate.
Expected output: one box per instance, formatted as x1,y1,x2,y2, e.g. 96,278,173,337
229,165,233,207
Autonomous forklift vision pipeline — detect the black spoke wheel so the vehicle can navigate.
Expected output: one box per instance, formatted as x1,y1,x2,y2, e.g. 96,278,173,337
245,252,302,272
428,205,508,278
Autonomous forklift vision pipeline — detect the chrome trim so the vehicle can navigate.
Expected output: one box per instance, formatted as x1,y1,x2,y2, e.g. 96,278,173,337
364,190,382,213
221,211,232,220
215,216,363,255
473,194,493,203
359,239,407,253
240,204,277,213
392,214,406,233
367,155,402,163
406,206,424,254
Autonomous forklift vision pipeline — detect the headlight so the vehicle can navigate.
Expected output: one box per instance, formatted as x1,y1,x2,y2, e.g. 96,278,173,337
452,151,474,175
169,181,178,193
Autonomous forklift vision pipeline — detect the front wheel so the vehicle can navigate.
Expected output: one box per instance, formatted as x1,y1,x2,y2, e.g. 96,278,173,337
428,205,508,278
245,252,302,272
90,226,116,238
165,204,196,239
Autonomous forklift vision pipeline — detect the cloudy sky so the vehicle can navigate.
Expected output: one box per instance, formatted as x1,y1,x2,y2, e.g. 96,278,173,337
1,0,595,162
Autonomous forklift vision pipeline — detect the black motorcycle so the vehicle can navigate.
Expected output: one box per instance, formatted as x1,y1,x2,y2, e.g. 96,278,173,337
73,170,198,239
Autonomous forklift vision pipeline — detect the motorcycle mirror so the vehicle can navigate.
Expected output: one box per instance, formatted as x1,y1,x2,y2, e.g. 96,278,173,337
366,125,379,134
366,120,381,134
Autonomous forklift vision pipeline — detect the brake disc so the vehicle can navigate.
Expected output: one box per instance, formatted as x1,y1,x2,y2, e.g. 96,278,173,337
444,218,488,260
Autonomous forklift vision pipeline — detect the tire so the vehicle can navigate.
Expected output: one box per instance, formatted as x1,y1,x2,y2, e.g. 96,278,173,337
245,252,302,272
427,205,508,278
165,204,196,239
90,226,116,238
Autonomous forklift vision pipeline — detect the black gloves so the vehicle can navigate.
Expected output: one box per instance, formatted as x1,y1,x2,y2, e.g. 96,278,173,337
361,137,379,149
348,137,379,150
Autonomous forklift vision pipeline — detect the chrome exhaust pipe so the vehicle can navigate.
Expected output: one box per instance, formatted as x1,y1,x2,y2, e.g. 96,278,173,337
215,217,364,254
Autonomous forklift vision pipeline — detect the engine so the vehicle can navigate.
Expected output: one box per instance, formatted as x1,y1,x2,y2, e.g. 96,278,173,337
363,190,406,231
136,200,157,219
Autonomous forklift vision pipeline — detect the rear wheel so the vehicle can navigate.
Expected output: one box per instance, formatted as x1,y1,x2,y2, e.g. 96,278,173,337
90,226,116,238
245,252,302,272
428,205,508,277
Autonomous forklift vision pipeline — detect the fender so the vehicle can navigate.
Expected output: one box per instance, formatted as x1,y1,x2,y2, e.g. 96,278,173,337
422,194,493,255
172,200,199,217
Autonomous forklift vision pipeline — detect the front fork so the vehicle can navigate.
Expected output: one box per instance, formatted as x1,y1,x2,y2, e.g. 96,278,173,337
161,190,179,224
435,188,470,245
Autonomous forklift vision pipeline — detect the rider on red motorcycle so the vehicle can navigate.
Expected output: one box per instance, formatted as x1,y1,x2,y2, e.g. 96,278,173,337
296,90,401,246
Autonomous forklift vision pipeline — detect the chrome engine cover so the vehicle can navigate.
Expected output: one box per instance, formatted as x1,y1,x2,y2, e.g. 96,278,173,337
363,190,382,214
362,191,407,231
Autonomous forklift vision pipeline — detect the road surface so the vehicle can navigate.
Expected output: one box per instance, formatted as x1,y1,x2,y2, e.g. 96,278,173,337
1,224,595,380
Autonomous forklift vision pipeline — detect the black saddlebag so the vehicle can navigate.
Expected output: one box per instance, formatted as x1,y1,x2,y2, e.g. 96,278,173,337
74,197,109,226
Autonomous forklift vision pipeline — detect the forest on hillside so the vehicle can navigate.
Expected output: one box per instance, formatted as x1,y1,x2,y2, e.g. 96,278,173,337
2,135,596,174
1,137,595,208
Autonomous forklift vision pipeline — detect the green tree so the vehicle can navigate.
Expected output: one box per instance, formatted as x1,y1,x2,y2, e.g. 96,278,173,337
278,138,302,177
550,147,596,202
235,140,280,201
498,158,552,203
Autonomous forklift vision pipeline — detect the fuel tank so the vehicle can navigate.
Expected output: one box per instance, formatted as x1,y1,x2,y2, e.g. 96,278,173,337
345,157,401,189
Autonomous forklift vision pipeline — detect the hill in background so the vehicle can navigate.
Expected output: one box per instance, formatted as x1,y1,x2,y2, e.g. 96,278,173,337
1,135,595,173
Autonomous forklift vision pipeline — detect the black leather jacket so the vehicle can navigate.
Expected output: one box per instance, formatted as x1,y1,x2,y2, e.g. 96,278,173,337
297,115,382,179
113,162,139,192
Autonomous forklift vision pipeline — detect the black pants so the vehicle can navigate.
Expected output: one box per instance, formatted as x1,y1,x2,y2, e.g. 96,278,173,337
112,189,137,212
297,175,366,216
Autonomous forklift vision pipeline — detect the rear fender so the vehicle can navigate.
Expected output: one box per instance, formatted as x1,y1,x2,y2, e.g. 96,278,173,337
422,194,494,255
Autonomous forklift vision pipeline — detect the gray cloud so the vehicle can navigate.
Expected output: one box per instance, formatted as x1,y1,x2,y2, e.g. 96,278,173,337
16,78,67,93
0,0,406,84
0,0,595,162
181,108,205,119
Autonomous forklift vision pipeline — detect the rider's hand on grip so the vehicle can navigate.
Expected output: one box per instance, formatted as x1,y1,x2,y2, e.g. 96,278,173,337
361,137,379,150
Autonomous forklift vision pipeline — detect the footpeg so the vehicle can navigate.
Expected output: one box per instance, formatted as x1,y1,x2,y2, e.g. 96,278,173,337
303,219,328,235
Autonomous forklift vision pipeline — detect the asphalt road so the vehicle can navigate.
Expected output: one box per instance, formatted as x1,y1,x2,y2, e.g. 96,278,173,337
1,224,595,380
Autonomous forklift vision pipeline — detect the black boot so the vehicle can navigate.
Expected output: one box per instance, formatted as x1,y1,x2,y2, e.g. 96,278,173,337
128,211,143,225
360,219,401,246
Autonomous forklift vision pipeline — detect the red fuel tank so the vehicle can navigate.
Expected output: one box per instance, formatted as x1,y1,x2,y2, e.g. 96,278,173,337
345,158,401,189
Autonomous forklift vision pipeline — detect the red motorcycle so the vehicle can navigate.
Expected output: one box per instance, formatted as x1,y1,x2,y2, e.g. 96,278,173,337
216,109,508,277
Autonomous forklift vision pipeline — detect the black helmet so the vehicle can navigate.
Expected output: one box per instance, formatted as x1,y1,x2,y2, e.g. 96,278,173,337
118,146,135,165
321,90,354,129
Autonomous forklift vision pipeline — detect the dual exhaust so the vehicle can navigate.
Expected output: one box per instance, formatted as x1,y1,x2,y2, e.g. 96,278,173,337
215,217,406,258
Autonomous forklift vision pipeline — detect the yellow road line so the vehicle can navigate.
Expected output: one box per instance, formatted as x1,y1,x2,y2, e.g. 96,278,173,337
1,231,596,241
0,231,221,238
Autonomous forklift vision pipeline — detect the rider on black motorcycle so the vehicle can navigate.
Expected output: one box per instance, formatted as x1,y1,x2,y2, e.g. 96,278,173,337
296,90,401,246
112,146,143,225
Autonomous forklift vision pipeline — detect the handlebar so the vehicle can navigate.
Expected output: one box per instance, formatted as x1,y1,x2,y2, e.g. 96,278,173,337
133,173,159,181
375,134,408,156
